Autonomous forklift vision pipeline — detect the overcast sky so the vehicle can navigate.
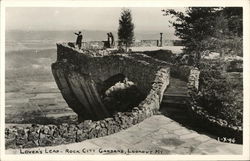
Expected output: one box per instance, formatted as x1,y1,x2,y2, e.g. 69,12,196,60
6,7,186,32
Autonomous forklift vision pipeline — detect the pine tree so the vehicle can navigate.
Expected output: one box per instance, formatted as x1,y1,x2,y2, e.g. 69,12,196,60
162,7,243,64
162,7,219,55
118,9,134,51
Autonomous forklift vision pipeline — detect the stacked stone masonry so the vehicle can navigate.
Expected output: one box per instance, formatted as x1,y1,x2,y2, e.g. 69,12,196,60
5,43,170,149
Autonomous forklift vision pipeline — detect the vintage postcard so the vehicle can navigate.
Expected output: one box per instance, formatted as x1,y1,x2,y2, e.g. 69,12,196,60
0,0,249,161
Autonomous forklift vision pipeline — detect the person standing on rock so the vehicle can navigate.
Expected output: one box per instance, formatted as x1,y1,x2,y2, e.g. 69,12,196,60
74,31,83,49
107,33,111,48
109,32,114,47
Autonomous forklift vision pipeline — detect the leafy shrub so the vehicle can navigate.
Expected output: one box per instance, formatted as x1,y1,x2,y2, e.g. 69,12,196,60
199,59,226,71
193,68,243,126
199,58,243,74
198,36,243,57
227,59,243,72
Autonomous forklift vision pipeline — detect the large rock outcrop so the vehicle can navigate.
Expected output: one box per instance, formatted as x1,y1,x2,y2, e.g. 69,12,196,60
51,43,170,121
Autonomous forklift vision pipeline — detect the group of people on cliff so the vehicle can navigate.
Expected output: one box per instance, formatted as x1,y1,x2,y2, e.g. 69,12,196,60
74,31,114,49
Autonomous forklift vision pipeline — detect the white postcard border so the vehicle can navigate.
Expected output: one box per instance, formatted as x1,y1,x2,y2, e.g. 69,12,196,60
0,0,249,160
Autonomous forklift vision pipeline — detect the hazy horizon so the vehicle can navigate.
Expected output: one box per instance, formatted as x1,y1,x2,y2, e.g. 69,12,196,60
5,7,184,51
5,29,179,43
6,7,186,32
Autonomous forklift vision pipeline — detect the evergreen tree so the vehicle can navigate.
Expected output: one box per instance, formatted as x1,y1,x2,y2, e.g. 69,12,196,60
118,9,134,51
222,7,242,37
162,7,243,64
162,8,218,56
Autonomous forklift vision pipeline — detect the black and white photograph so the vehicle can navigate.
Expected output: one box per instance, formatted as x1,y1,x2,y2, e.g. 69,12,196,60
0,0,249,161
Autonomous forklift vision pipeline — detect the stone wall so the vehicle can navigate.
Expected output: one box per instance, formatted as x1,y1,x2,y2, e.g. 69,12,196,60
133,50,197,82
132,40,177,47
187,68,200,90
53,44,171,121
6,65,169,149
56,43,171,95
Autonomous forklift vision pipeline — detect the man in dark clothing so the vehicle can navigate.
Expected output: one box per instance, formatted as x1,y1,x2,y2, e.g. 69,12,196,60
107,33,111,48
74,31,83,49
109,32,114,47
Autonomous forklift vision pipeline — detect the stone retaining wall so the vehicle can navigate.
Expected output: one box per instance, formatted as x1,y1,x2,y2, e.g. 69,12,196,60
187,68,200,90
134,49,197,82
5,44,170,149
